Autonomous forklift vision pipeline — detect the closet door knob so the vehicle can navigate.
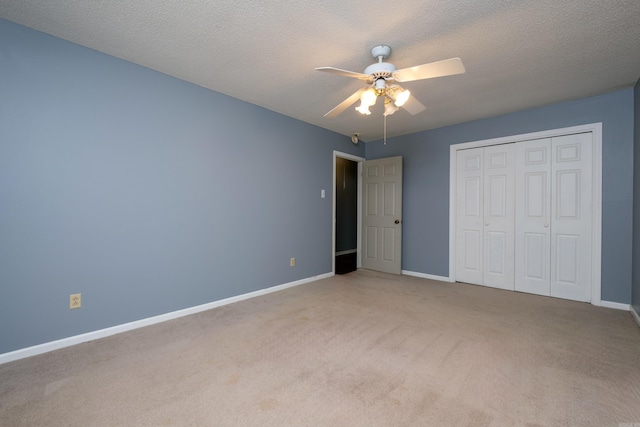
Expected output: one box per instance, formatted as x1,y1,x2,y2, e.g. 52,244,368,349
394,219,400,224
544,223,549,228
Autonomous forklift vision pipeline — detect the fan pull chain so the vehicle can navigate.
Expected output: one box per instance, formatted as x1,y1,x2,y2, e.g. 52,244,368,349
384,114,387,145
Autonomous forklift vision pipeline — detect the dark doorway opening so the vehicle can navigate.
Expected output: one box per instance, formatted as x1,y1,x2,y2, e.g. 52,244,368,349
335,157,358,274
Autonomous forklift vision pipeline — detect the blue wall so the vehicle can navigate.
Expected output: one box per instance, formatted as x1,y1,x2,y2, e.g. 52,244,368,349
366,89,635,304
633,78,640,314
0,19,364,354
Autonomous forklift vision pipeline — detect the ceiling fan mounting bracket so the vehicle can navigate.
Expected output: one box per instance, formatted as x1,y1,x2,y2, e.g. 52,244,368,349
370,45,391,61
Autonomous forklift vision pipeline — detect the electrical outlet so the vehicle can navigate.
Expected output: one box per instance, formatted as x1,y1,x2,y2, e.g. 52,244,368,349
70,293,81,309
290,257,295,267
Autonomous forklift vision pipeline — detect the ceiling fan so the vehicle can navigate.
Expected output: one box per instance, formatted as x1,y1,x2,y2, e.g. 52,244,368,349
316,45,465,118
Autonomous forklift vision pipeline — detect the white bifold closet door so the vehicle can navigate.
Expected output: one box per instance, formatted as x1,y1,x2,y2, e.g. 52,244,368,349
455,144,515,290
515,133,593,302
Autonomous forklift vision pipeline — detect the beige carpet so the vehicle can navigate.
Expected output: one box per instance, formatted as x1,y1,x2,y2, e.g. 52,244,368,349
1,270,640,426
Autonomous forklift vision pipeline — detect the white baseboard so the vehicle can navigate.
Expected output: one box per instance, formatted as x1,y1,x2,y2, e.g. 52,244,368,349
600,300,630,311
402,270,453,283
0,272,334,365
401,275,633,313
631,305,640,327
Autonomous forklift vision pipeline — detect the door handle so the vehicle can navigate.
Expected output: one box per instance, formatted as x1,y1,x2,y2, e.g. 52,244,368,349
394,219,401,224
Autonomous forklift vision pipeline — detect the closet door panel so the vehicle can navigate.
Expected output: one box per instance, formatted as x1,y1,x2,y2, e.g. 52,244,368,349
483,144,515,290
550,133,592,302
455,148,484,285
515,139,551,296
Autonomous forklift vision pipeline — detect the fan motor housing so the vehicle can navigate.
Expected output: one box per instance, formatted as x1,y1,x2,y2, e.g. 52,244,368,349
364,62,396,79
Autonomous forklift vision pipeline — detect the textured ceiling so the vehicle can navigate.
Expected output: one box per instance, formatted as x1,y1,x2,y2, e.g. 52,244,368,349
1,0,639,141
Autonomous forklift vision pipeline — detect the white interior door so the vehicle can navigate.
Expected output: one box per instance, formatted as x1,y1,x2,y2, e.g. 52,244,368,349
455,145,515,289
515,138,552,296
550,133,592,301
361,156,403,274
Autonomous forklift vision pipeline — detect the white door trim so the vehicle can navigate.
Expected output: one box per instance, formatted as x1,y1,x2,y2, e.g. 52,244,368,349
449,123,603,305
333,151,365,273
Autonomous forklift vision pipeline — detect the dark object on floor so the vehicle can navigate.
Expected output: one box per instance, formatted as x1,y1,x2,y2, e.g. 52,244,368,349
335,253,357,274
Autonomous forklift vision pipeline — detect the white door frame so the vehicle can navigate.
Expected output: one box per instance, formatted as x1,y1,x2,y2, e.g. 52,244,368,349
333,151,365,274
449,123,603,305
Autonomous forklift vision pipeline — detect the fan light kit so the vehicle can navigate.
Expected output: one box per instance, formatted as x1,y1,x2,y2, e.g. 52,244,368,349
316,45,465,142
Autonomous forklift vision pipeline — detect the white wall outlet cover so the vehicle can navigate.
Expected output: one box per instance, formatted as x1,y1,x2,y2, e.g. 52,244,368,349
70,293,82,309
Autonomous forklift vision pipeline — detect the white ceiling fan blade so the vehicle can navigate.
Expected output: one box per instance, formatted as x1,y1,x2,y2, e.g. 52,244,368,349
316,67,372,82
324,87,367,118
402,95,426,115
393,58,465,83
